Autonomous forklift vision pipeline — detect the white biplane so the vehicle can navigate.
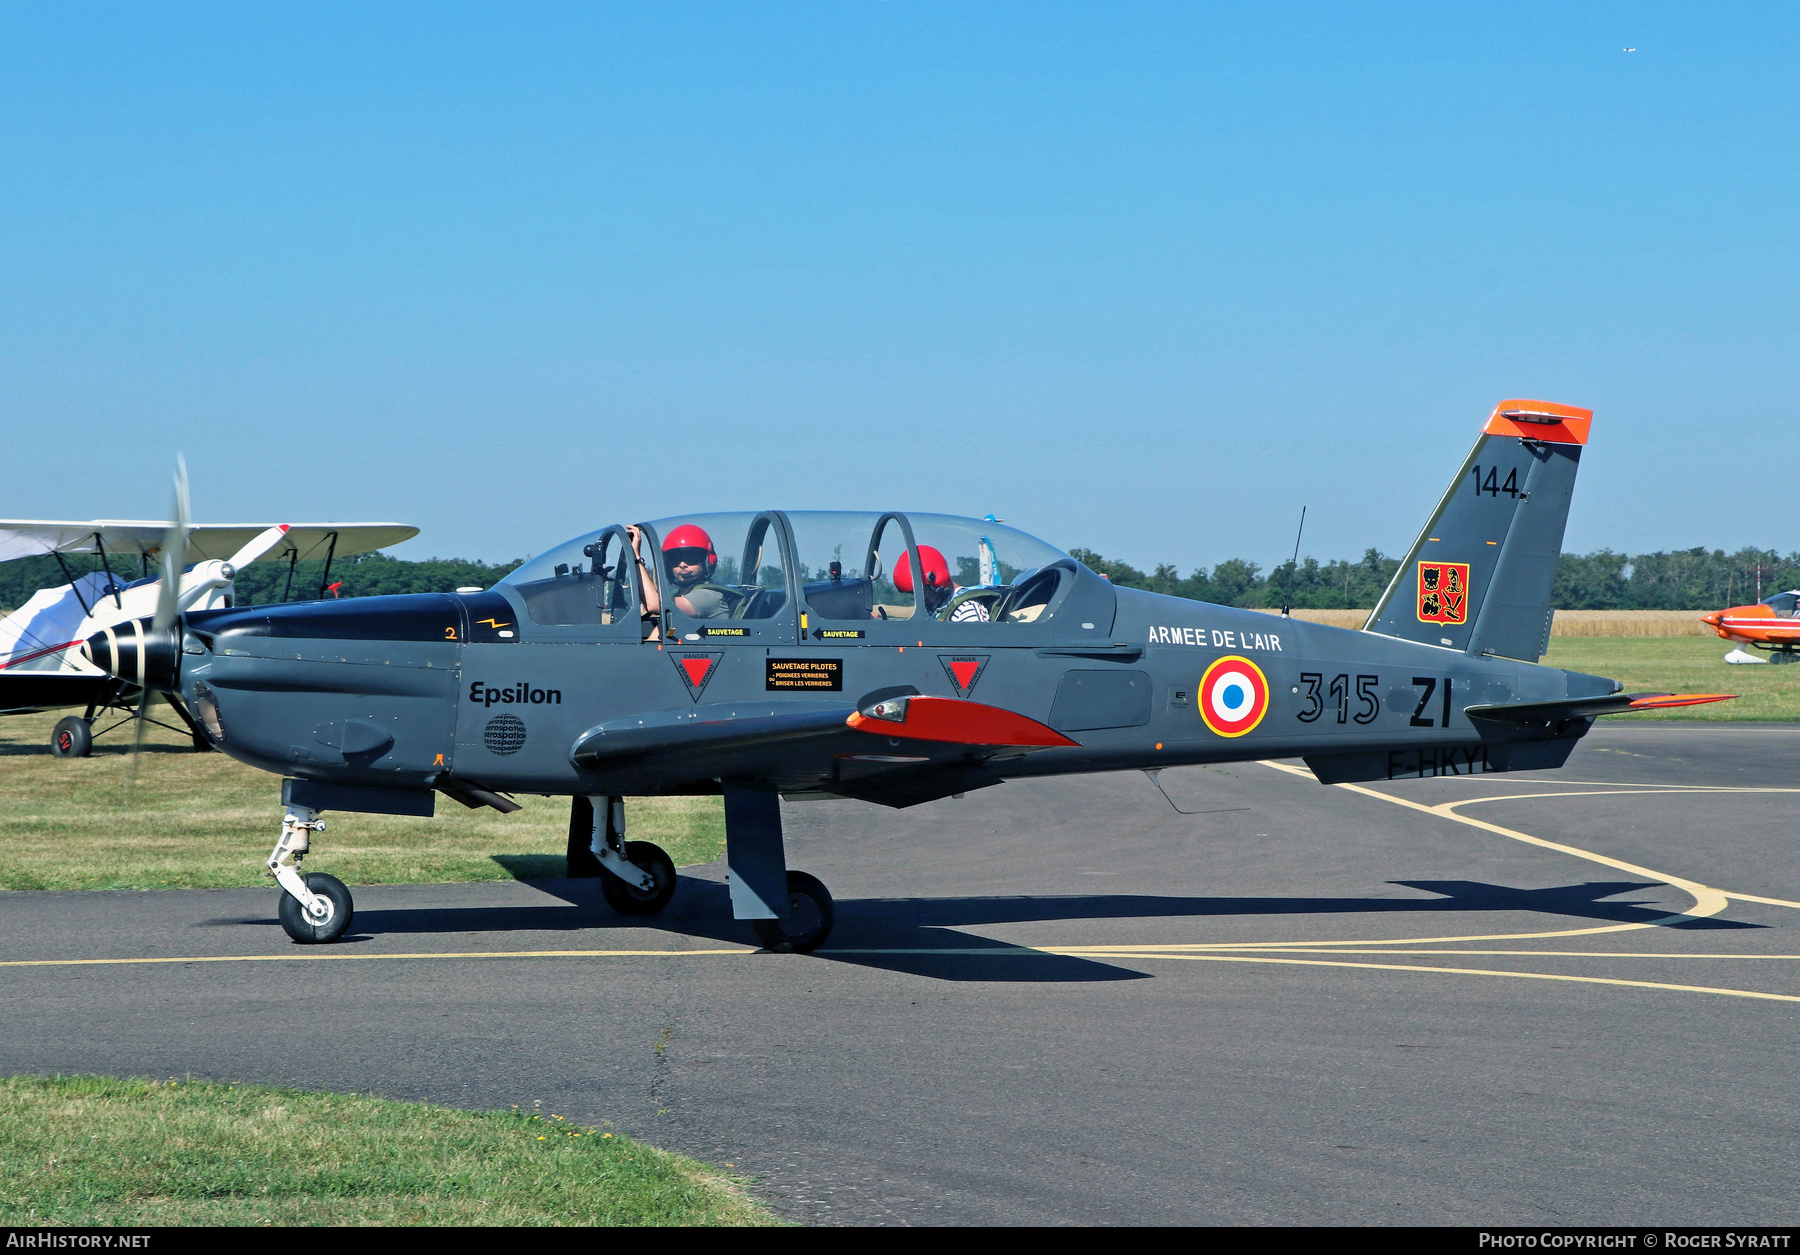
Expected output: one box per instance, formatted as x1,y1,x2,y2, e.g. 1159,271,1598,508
0,516,417,756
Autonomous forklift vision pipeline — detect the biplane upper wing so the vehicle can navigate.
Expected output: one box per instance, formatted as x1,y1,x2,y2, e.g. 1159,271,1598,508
0,522,419,566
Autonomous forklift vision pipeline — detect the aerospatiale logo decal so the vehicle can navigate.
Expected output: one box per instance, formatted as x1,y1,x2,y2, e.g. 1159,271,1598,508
671,650,724,702
1416,562,1470,625
1196,655,1269,738
938,654,990,698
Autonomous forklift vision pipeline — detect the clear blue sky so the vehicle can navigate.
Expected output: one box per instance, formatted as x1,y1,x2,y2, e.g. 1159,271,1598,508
2,3,1795,572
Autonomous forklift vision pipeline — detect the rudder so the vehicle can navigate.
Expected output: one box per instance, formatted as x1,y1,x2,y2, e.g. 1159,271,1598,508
1364,400,1591,662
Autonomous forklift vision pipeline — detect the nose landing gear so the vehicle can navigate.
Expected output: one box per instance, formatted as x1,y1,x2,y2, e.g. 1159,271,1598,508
269,806,354,944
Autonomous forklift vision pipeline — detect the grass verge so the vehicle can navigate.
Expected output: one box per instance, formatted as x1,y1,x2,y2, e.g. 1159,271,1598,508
0,710,725,891
0,1074,776,1226
1543,636,1800,721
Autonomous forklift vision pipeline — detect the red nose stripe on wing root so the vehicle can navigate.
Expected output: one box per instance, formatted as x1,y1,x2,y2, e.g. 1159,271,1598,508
847,696,1079,747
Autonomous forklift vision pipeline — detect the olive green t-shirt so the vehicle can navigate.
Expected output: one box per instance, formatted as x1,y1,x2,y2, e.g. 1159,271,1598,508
680,584,730,619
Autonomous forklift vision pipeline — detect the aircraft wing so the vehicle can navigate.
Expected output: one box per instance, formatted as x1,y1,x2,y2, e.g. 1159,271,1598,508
569,695,1077,806
0,521,419,566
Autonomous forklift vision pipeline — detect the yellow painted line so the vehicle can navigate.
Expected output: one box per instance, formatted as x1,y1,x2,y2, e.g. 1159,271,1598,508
1257,760,1732,922
0,948,753,969
1034,950,1800,1004
1050,947,1800,959
1725,891,1800,909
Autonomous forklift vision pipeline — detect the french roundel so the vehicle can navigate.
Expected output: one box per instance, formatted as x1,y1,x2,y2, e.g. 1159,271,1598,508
1197,655,1270,738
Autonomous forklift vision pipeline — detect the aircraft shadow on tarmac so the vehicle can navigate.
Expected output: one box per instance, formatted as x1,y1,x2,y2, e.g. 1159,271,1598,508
216,873,1756,983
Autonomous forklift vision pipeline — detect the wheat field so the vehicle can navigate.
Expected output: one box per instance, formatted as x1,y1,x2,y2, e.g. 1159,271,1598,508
1251,608,1714,637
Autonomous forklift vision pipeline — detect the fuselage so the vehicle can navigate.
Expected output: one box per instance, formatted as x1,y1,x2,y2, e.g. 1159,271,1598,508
1702,596,1800,647
171,565,1613,802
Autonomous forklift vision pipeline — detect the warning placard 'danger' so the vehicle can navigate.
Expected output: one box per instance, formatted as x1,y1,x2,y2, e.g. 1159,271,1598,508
765,658,844,691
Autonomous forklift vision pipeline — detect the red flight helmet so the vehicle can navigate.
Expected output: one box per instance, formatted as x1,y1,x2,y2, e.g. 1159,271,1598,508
662,524,718,580
893,545,953,596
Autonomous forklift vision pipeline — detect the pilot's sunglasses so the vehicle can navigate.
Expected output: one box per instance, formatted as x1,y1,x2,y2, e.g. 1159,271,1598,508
667,549,708,566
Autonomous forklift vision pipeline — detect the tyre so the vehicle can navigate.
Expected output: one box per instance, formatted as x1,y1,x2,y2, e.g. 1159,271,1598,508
750,871,835,953
50,717,92,758
276,872,354,944
600,841,677,915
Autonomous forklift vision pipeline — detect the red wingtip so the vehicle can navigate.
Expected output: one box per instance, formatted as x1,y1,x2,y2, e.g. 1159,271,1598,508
1626,693,1737,710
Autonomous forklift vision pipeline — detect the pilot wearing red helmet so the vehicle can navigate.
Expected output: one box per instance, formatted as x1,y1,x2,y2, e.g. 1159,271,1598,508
894,545,988,622
627,523,733,619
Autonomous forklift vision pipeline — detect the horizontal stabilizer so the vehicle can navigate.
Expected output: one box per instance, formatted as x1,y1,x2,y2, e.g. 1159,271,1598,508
1464,692,1736,725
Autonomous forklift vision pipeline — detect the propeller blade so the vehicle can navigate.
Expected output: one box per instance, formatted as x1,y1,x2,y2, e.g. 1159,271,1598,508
132,456,188,806
153,456,190,633
225,523,291,569
122,687,157,807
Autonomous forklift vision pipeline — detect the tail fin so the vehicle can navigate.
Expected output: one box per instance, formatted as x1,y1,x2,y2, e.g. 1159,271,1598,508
1364,400,1591,662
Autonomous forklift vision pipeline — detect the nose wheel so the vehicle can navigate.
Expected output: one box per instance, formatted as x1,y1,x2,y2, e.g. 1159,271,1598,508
751,872,835,953
600,841,678,915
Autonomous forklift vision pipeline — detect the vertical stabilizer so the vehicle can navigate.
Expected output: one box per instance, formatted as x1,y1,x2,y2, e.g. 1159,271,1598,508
1364,400,1590,662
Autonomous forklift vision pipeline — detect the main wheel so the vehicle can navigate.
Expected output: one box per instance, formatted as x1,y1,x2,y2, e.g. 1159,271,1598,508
277,872,354,944
600,841,677,915
751,872,835,953
50,717,92,759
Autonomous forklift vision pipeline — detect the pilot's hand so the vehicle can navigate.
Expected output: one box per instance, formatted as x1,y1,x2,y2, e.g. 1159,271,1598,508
625,524,645,555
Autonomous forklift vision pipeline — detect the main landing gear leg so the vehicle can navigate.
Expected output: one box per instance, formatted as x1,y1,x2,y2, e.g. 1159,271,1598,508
723,787,834,953
270,805,353,944
588,795,677,916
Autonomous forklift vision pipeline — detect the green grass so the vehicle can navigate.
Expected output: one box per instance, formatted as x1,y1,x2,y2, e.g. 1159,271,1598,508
0,1075,777,1226
0,710,726,891
1543,636,1800,721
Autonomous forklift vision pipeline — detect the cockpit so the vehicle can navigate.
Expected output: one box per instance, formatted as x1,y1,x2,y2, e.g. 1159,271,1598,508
499,511,1098,638
1765,591,1800,618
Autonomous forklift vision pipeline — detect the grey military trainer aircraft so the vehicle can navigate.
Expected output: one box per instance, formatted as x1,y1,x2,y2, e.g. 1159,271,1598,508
83,399,1729,951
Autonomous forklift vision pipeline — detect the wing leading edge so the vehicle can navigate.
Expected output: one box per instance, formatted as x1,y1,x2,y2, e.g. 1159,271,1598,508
0,522,419,566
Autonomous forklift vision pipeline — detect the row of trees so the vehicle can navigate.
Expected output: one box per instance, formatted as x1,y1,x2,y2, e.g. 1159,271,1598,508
1071,546,1800,611
6,545,1800,615
1069,548,1402,610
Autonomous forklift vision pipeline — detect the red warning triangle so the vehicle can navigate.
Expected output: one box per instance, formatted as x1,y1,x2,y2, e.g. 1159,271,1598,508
671,650,724,701
938,653,991,698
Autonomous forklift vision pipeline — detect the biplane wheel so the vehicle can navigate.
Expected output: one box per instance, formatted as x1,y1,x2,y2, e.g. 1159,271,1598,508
751,872,835,954
1772,651,1797,666
50,717,92,759
277,873,354,945
600,841,677,916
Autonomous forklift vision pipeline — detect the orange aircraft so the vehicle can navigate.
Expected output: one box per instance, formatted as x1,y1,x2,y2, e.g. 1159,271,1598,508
1701,592,1800,664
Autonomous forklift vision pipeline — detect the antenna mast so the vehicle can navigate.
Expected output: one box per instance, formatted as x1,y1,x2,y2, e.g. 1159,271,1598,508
1282,506,1306,618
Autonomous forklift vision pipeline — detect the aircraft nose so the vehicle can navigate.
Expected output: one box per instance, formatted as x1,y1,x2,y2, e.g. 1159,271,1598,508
83,618,182,691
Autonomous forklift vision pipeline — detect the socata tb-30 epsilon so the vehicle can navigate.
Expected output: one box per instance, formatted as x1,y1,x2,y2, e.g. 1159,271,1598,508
84,400,1728,951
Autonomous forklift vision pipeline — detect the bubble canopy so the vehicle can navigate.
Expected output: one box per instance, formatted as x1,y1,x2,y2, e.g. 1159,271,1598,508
504,512,1070,596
